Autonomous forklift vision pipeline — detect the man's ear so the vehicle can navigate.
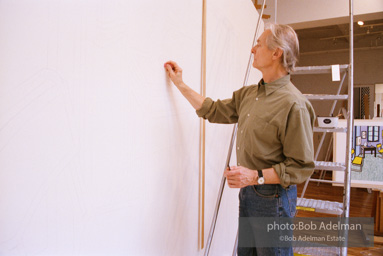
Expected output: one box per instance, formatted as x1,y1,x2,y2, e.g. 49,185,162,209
272,48,283,60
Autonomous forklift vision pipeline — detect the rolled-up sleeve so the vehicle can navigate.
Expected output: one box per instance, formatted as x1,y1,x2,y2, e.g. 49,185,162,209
272,103,315,188
196,86,249,124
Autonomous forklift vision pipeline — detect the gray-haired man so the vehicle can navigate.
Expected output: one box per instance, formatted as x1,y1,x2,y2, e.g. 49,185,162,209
165,24,315,256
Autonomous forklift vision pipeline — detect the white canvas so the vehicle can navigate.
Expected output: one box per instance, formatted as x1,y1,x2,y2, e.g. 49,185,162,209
204,0,262,255
0,0,262,255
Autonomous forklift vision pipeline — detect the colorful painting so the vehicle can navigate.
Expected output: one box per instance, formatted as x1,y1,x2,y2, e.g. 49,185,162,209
351,125,383,181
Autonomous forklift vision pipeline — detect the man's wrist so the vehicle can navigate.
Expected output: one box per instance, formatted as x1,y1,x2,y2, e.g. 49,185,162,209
251,170,259,185
257,169,265,185
176,81,186,89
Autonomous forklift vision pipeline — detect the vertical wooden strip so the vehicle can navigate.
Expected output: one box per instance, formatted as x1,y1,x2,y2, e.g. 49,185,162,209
364,94,369,119
199,0,207,250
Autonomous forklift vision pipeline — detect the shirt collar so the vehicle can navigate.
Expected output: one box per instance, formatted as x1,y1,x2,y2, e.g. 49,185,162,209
259,74,291,96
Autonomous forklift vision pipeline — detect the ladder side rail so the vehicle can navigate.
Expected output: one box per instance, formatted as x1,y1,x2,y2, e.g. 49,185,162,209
341,1,354,255
204,125,238,256
344,0,354,221
243,0,266,87
300,177,310,199
232,230,238,256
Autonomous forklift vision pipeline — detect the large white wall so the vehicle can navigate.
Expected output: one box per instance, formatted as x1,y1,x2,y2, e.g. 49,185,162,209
0,0,261,255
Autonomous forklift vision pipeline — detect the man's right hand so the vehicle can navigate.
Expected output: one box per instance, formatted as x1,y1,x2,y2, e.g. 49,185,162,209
163,60,205,110
164,61,184,87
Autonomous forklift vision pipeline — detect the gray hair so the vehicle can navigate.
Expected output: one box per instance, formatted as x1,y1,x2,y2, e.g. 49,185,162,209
265,23,299,73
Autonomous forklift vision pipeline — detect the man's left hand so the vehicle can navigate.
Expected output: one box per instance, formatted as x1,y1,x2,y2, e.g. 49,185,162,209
224,166,257,188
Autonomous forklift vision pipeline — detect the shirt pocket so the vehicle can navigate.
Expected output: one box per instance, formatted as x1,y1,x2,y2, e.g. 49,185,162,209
248,116,281,157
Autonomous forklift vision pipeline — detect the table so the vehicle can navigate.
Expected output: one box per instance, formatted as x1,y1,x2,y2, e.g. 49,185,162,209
362,146,377,158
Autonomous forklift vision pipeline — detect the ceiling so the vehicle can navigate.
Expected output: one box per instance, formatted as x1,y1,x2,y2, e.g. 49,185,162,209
295,19,383,54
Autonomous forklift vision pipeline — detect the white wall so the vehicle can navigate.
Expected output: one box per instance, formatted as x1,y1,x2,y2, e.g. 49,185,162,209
0,0,261,255
204,1,261,255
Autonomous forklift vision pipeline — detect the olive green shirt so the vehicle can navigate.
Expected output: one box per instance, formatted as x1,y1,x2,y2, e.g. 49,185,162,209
196,75,315,188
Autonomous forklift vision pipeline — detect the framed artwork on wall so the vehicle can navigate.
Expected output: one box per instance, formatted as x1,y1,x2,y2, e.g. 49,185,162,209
356,136,361,146
362,131,367,139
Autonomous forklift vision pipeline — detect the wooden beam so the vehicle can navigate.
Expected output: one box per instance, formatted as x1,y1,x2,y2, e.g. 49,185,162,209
199,0,207,250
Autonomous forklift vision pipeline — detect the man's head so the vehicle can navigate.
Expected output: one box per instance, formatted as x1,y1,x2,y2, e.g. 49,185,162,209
265,23,299,73
252,24,299,73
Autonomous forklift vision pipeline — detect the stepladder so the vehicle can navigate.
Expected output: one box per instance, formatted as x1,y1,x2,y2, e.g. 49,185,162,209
292,64,353,256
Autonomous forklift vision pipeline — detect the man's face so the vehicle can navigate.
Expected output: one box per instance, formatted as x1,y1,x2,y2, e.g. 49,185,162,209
251,30,275,71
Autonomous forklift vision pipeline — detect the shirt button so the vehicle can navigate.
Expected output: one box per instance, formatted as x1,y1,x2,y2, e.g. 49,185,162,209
237,147,240,150
247,113,250,117
241,130,243,133
238,163,241,166
256,98,259,101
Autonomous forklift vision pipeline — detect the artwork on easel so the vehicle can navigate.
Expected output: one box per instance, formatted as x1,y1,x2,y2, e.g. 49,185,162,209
351,125,383,181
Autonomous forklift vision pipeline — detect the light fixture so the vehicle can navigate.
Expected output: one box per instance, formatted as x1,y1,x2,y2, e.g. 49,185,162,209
357,21,364,26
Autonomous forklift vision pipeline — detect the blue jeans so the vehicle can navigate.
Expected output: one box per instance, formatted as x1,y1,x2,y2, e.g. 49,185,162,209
238,184,297,256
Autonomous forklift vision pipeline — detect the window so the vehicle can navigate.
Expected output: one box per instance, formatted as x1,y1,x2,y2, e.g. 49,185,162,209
367,126,379,142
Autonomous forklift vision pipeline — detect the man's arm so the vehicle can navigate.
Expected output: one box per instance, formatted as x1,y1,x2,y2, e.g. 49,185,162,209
272,104,315,188
164,61,205,110
164,60,242,124
224,166,280,188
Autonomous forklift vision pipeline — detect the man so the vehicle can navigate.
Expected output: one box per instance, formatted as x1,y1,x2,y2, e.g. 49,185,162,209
164,23,315,256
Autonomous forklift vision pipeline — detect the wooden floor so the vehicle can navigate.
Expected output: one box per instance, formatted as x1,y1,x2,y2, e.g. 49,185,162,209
296,171,383,255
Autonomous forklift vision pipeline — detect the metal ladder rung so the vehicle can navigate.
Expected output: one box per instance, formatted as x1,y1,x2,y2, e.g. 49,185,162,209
293,65,349,75
297,198,344,215
313,127,347,133
314,161,346,171
304,94,348,100
294,246,340,256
